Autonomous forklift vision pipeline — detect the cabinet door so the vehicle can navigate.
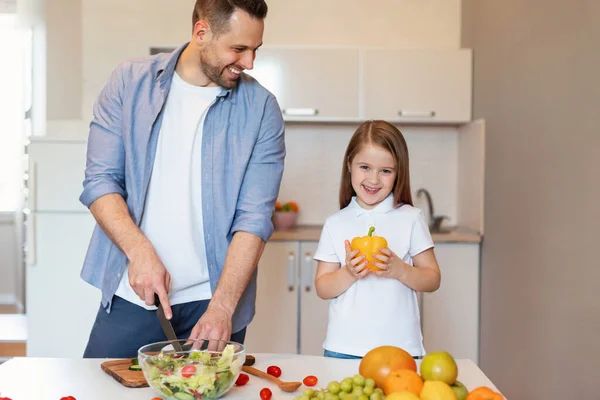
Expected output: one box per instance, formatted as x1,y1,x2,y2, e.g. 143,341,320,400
247,47,360,121
422,243,480,363
363,49,472,123
244,242,299,354
26,213,100,357
299,242,330,356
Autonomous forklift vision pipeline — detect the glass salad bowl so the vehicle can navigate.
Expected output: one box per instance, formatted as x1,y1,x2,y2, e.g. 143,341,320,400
138,339,246,400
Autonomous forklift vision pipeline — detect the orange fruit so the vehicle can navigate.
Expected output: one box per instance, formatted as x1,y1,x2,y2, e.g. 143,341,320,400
274,201,281,210
383,369,424,396
287,201,299,212
420,351,458,385
359,346,417,388
385,392,420,400
466,386,504,400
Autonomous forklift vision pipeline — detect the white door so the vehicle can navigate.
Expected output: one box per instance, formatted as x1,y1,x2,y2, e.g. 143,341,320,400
27,141,88,212
299,242,330,356
422,243,480,363
248,47,360,121
244,242,299,354
26,213,100,357
362,49,472,123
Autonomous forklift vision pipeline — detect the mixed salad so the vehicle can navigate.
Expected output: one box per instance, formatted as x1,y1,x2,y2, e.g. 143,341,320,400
142,344,243,400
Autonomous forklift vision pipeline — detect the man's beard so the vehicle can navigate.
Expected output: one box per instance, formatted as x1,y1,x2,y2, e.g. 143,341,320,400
200,46,237,89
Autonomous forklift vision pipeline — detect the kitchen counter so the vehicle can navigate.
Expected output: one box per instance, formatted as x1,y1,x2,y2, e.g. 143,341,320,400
0,354,501,399
271,225,482,243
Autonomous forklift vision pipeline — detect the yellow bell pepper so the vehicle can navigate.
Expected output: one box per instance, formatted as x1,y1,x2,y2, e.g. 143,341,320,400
351,226,388,271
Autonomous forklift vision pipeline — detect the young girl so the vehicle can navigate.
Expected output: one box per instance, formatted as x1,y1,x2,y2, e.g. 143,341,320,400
314,120,441,359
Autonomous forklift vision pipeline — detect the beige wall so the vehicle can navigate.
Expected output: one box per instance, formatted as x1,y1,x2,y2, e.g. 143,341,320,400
46,0,81,119
462,1,600,398
47,0,461,120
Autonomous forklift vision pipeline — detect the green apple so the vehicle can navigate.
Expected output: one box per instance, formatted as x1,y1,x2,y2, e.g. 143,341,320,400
451,380,469,400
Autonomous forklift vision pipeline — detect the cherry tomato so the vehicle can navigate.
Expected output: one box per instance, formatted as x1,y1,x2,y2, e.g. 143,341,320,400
60,397,76,400
181,364,197,378
0,397,13,400
152,398,163,400
266,365,282,378
303,375,318,386
259,387,272,400
235,373,250,386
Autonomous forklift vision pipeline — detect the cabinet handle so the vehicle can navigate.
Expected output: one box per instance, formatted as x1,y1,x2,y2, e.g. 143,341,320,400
282,108,319,116
287,252,296,292
304,252,313,292
26,213,36,266
398,110,436,118
418,292,424,331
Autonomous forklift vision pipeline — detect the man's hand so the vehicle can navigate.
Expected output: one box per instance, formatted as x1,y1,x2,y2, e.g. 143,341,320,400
187,303,233,351
128,243,172,319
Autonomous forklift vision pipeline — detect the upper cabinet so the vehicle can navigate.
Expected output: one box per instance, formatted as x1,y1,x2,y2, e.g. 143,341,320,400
247,47,360,121
362,49,472,124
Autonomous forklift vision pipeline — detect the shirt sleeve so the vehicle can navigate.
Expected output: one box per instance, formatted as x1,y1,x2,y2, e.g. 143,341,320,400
409,209,435,257
230,95,286,242
313,221,341,263
79,63,127,208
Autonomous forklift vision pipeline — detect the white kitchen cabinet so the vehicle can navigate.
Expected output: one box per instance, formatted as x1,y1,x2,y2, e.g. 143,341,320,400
362,49,472,124
26,213,100,357
244,241,329,356
422,243,480,364
246,47,360,121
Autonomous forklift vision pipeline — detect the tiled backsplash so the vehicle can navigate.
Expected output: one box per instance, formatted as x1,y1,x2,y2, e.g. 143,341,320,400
279,124,459,226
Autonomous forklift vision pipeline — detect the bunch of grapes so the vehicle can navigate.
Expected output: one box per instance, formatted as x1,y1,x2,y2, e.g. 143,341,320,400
294,374,385,400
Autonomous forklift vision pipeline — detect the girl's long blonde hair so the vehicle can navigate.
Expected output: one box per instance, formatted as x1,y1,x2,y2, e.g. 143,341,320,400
339,120,413,209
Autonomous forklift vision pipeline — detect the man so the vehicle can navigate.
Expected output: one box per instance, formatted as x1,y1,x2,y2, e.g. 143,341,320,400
79,0,285,358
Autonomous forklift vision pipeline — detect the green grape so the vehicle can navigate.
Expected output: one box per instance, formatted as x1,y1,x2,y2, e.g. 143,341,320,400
373,388,384,396
327,381,341,395
362,386,374,396
364,378,375,388
316,391,326,400
357,395,369,400
324,393,339,400
352,386,364,396
293,396,310,400
338,392,348,400
352,374,365,387
304,389,316,397
369,393,383,400
340,379,353,393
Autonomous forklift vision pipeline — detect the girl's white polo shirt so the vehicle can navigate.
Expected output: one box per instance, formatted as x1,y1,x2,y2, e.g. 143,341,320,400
313,194,434,357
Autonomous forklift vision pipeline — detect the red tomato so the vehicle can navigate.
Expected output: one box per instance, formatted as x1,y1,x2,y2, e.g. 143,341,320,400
303,375,318,386
235,373,250,386
259,387,272,400
181,364,197,378
266,365,282,378
0,397,13,400
60,397,76,400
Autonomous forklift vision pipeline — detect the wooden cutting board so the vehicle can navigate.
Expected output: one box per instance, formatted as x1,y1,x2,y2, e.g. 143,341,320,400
101,359,148,388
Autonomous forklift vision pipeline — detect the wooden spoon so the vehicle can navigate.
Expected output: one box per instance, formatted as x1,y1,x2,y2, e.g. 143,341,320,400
241,365,302,392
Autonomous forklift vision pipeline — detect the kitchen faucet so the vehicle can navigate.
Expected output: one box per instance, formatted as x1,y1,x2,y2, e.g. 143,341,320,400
416,188,449,233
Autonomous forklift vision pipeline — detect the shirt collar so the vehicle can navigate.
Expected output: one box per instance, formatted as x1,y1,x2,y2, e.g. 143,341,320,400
350,194,396,217
155,42,237,103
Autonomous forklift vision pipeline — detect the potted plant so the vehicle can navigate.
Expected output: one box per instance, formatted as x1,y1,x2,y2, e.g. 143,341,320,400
272,201,299,230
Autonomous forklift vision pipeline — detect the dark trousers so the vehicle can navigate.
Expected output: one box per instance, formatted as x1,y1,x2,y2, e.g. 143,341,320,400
83,296,246,358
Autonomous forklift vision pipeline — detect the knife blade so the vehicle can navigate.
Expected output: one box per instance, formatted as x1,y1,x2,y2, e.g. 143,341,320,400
154,294,183,352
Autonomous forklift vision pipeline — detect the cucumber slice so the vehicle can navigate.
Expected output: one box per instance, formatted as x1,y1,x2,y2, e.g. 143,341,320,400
128,364,142,371
130,358,139,366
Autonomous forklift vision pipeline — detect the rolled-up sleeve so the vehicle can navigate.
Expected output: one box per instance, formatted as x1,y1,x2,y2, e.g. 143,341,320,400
230,95,286,242
79,64,127,208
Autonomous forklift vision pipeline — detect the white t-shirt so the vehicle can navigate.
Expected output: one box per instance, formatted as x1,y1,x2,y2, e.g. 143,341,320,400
115,72,222,309
313,194,434,357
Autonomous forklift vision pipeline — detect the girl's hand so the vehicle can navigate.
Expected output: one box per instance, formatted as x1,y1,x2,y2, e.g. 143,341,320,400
372,247,407,278
344,240,369,279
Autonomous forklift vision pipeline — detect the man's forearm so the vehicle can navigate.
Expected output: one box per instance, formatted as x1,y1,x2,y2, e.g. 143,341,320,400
209,231,265,316
89,193,151,261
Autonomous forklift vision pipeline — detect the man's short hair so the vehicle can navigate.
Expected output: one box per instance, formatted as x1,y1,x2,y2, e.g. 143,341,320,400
192,0,268,36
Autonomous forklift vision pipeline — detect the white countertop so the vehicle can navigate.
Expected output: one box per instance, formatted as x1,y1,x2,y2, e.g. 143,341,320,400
0,354,501,399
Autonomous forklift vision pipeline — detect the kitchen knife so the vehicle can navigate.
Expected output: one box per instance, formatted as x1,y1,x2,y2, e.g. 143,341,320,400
154,294,183,352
